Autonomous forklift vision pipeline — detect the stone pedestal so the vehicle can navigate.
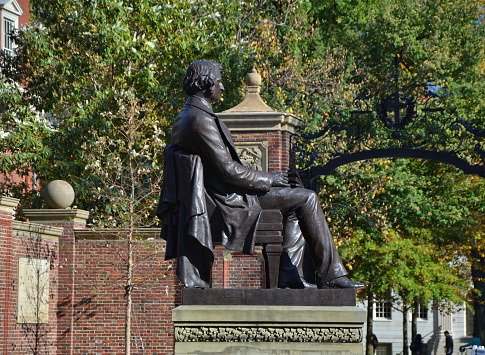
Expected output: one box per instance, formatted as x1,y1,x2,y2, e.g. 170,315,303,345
173,304,364,355
173,289,364,355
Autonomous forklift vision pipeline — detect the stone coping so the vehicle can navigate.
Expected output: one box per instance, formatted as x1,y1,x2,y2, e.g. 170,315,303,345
173,305,366,326
23,209,90,224
12,220,63,242
219,112,302,134
0,196,20,212
74,228,161,241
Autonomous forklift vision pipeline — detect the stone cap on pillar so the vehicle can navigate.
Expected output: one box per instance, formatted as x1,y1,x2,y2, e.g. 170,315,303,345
0,196,20,214
219,68,302,134
23,209,90,224
12,220,63,242
21,179,89,225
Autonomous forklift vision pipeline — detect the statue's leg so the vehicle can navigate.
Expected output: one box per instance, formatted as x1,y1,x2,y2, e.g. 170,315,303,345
258,187,348,286
277,213,317,288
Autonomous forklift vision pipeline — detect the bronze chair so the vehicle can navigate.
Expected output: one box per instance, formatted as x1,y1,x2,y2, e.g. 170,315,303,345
209,207,283,288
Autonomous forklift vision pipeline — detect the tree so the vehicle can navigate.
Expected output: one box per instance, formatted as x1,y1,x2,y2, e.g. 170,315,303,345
1,0,243,220
0,74,52,202
81,90,166,353
303,0,485,350
1,0,241,353
317,158,485,353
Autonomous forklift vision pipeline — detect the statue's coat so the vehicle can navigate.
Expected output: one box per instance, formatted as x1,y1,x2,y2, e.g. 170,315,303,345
157,95,274,286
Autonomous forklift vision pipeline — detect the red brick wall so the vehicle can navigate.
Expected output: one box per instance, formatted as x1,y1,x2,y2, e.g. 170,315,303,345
0,171,36,192
38,219,88,355
211,246,265,289
1,214,267,355
64,243,264,354
0,210,14,355
0,214,59,354
8,232,59,354
70,240,182,354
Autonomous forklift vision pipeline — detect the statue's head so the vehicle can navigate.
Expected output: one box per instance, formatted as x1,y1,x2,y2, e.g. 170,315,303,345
183,60,223,97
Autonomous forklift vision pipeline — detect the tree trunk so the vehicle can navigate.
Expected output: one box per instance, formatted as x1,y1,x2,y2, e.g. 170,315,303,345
412,296,418,342
125,111,136,355
125,281,132,354
366,290,375,355
403,304,409,355
125,221,134,354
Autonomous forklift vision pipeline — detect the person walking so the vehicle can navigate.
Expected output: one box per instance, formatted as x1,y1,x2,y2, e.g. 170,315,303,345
445,331,454,355
372,334,379,355
410,334,423,355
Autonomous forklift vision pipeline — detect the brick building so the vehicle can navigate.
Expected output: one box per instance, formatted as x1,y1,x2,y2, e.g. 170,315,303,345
0,0,32,190
1,0,28,55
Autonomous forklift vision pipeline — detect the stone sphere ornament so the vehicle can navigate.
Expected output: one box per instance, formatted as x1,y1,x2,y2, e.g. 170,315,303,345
43,180,75,209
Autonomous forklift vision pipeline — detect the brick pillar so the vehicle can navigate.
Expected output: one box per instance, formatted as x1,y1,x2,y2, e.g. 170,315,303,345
219,68,302,173
0,197,19,355
215,69,302,288
23,209,89,355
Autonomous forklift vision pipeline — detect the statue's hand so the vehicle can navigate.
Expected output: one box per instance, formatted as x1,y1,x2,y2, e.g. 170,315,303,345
271,172,290,187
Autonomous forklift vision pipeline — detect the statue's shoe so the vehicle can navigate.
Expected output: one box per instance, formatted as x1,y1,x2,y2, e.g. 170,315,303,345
317,276,365,289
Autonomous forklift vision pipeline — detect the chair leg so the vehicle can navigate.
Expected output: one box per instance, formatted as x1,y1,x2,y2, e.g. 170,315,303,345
263,244,283,289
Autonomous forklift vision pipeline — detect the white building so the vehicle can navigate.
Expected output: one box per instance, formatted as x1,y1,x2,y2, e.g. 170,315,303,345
0,0,28,55
359,299,475,355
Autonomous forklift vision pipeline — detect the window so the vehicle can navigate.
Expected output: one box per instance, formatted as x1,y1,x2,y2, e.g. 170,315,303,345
418,303,428,320
3,17,15,54
375,301,392,319
376,343,392,355
1,0,24,54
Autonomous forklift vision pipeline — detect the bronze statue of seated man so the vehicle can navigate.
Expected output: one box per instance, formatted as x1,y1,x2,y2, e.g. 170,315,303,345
157,59,364,290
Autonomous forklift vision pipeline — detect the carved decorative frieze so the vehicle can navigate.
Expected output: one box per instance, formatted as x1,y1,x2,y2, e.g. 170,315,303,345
175,326,362,343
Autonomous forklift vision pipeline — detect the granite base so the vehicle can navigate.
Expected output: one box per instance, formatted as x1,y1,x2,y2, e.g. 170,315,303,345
172,304,365,355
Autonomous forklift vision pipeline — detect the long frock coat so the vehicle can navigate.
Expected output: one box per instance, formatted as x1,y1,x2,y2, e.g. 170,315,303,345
157,95,274,287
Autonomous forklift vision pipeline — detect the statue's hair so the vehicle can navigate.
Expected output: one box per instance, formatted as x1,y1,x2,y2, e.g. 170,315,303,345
183,60,223,96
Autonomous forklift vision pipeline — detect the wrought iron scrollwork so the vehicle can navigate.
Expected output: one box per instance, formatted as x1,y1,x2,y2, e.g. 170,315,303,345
294,55,485,179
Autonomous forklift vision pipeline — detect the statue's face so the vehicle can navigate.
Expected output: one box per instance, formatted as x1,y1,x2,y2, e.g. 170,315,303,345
208,68,224,103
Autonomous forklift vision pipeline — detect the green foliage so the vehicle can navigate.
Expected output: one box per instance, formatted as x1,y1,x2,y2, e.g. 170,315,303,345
2,0,485,320
298,0,485,317
321,159,485,308
312,0,485,124
1,0,242,222
0,74,52,205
